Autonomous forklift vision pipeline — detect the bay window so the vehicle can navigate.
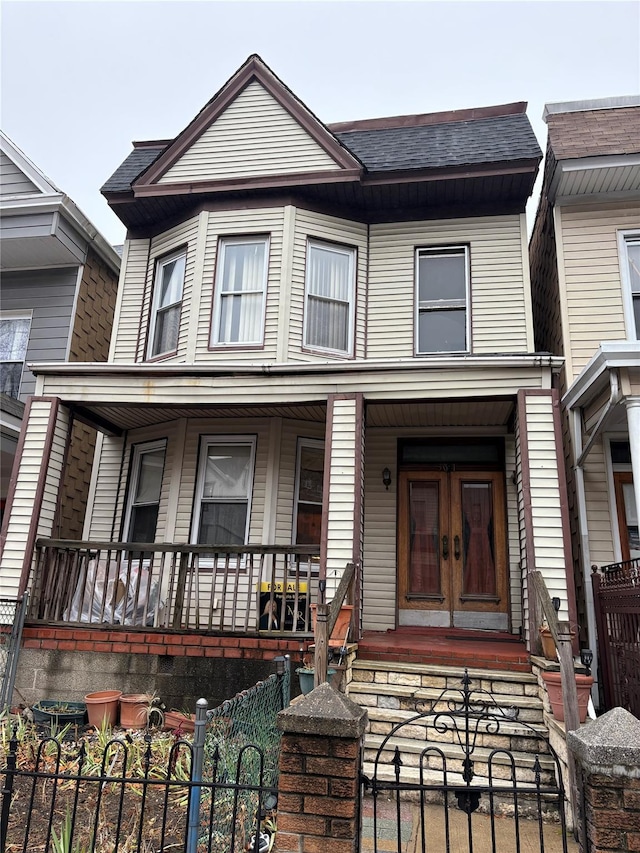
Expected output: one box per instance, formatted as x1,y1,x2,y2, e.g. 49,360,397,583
304,240,355,355
148,249,186,358
212,236,268,346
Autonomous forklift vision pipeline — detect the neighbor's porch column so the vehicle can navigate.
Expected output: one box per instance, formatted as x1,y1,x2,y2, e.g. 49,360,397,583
0,397,70,598
624,397,640,539
516,389,576,652
321,394,364,621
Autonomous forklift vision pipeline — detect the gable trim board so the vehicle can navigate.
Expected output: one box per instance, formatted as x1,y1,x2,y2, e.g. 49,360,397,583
135,56,362,192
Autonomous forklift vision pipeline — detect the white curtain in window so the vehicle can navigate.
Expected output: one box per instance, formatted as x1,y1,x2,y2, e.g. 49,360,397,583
159,256,186,308
218,241,266,343
0,318,30,360
306,245,351,352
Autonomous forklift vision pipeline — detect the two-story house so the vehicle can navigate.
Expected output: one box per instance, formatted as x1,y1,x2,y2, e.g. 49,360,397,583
1,56,575,710
0,131,120,534
530,97,640,710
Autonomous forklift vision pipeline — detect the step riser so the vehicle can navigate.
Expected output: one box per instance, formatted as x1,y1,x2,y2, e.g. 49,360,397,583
353,691,544,724
367,721,550,755
364,754,558,788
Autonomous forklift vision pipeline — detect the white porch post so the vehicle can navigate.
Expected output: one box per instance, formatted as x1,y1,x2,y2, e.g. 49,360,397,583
321,393,364,609
625,397,640,542
0,397,70,598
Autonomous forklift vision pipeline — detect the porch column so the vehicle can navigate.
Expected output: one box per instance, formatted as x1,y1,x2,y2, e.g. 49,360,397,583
624,397,640,536
516,389,576,651
321,394,364,608
0,397,70,598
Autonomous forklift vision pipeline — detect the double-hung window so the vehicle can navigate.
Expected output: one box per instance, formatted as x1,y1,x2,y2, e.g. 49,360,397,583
124,441,166,543
0,314,31,398
212,237,268,346
416,246,469,354
619,232,640,339
304,240,355,356
294,439,324,546
193,437,256,547
148,249,186,358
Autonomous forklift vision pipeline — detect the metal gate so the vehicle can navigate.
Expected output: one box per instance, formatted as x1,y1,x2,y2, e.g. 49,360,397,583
362,670,569,853
0,595,28,711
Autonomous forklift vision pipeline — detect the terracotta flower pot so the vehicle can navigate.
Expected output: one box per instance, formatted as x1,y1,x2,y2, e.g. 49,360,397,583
119,694,150,729
163,710,196,733
539,626,557,661
541,671,593,723
84,690,122,728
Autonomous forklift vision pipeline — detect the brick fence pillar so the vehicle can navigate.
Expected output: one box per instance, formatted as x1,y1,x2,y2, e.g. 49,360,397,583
567,707,640,853
275,682,367,853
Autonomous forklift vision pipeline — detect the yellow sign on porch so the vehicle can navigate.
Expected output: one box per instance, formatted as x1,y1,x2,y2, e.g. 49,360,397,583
260,581,308,593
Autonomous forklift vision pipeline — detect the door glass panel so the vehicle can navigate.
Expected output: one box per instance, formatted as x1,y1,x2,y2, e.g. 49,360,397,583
461,482,496,596
408,482,440,595
622,482,640,559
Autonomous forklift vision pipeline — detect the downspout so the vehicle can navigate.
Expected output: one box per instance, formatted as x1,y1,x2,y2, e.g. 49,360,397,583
572,369,621,706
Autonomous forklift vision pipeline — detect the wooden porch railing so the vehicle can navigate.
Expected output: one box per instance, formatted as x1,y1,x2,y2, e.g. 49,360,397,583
592,557,640,717
31,540,321,635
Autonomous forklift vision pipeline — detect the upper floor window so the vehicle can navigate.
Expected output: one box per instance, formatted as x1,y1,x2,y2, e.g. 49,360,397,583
123,441,166,544
0,314,31,398
148,250,186,358
192,436,256,547
212,237,268,346
304,240,355,356
416,246,469,354
619,232,640,339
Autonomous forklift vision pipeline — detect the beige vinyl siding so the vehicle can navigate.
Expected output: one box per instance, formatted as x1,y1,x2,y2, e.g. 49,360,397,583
325,398,359,596
87,435,125,540
111,239,150,362
197,208,284,362
559,202,640,379
289,209,368,360
523,394,569,620
505,436,522,632
368,215,530,358
0,400,69,597
159,81,340,185
276,419,325,545
582,439,616,565
362,430,398,631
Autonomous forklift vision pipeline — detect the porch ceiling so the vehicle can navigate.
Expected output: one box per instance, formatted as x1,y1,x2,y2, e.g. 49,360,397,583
366,400,514,428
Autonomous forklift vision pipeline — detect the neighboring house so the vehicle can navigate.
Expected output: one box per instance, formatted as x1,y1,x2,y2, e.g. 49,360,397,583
0,56,575,710
0,131,120,537
530,97,640,696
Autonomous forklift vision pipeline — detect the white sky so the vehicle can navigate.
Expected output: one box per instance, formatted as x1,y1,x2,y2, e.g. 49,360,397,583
2,0,639,246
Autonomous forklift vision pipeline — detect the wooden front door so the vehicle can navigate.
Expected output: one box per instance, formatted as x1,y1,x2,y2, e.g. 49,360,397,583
398,470,508,629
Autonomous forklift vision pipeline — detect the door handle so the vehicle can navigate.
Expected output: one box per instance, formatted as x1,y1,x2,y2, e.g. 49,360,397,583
454,535,461,560
442,535,449,560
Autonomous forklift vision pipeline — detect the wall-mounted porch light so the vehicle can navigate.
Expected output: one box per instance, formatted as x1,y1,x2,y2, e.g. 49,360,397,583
382,468,392,490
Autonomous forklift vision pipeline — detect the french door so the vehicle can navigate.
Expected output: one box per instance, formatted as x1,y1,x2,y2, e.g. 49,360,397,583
398,470,508,629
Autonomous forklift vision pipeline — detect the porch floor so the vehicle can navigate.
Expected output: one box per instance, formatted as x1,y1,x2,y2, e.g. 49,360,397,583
356,626,531,672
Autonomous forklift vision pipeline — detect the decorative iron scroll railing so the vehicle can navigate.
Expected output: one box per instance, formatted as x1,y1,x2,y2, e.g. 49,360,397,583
592,557,640,717
31,540,320,634
363,670,569,853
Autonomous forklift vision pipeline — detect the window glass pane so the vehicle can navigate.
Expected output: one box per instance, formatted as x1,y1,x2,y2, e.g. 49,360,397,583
418,309,466,352
221,242,266,293
158,255,186,308
134,449,165,504
461,482,496,596
308,246,351,302
219,292,262,343
298,445,324,504
627,241,640,294
153,305,181,355
305,243,353,353
203,445,251,499
307,296,348,351
198,503,247,545
419,253,466,302
611,441,632,465
401,442,502,466
409,482,440,595
0,364,23,398
129,504,160,543
0,318,30,360
215,240,266,344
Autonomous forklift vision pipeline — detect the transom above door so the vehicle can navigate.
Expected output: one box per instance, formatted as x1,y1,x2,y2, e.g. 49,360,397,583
398,468,508,630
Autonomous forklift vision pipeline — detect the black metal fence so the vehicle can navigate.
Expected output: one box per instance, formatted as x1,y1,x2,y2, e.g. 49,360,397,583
592,557,640,717
0,659,290,852
0,595,28,712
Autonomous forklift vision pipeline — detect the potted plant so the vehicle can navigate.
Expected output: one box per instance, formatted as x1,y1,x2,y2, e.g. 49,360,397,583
84,690,122,728
32,700,87,727
541,669,594,723
119,694,152,729
539,622,557,660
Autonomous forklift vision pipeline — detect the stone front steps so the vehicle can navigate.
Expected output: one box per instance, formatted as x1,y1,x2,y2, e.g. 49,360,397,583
348,659,563,815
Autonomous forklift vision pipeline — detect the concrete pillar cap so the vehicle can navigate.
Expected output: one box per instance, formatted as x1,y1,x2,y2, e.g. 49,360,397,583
277,683,367,738
567,707,640,772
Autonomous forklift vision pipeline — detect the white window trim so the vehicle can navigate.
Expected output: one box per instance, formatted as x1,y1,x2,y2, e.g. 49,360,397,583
303,239,356,357
415,245,470,355
122,439,167,543
293,437,325,545
618,230,640,341
211,236,269,347
0,310,32,399
191,435,257,553
147,248,187,359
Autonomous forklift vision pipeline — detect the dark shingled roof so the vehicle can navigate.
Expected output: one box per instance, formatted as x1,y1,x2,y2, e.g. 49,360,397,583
334,114,540,173
101,113,541,195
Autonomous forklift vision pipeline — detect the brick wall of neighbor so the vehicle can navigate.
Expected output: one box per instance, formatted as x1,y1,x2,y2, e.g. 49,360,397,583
567,707,640,853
